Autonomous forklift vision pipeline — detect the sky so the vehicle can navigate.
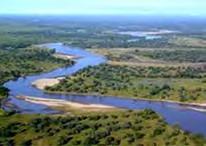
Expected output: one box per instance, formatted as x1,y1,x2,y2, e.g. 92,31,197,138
1,0,206,16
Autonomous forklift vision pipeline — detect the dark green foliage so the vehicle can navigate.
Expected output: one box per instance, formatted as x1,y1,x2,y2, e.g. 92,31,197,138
20,139,32,146
57,136,73,146
0,109,205,146
0,86,9,99
105,136,121,145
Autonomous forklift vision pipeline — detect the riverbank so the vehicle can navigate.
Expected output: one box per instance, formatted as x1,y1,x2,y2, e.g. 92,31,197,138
32,78,206,112
17,95,115,112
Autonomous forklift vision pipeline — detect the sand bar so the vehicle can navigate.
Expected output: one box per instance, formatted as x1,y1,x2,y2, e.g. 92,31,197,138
32,78,63,90
17,96,115,111
53,53,78,60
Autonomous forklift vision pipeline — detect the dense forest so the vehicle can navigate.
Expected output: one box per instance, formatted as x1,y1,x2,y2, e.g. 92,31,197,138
0,109,205,146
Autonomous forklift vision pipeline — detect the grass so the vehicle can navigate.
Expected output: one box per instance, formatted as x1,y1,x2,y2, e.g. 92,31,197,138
169,36,206,48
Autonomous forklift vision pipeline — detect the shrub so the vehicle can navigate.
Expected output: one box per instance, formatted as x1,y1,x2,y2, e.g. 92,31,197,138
20,139,32,146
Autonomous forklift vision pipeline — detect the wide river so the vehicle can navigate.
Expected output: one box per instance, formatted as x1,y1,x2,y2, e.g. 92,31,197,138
3,43,206,136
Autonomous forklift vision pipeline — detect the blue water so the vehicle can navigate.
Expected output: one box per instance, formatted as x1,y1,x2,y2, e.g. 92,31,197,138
3,43,206,136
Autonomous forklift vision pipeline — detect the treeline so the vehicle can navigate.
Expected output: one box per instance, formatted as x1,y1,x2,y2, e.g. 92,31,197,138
141,50,206,63
0,110,205,146
50,64,206,83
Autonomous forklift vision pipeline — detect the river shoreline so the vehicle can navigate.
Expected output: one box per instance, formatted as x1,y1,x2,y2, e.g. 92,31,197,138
32,78,206,112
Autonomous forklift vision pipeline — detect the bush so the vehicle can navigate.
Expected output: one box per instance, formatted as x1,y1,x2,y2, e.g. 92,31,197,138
152,127,165,136
0,86,9,98
105,136,120,145
20,139,32,146
135,132,145,139
83,135,98,145
57,136,73,146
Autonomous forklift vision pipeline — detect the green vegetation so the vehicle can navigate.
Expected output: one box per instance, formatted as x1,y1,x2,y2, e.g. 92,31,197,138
0,87,9,99
0,46,74,111
0,86,9,115
83,45,206,103
169,36,206,48
47,64,206,102
0,47,73,84
0,109,205,146
92,47,206,65
141,50,206,63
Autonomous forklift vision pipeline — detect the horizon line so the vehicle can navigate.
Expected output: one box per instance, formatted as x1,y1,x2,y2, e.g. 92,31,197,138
0,13,205,17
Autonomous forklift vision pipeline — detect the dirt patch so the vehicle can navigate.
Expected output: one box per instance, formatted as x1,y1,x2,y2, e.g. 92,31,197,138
32,78,63,90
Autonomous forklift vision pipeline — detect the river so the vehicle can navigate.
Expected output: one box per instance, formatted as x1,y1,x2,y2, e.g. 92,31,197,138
3,43,206,136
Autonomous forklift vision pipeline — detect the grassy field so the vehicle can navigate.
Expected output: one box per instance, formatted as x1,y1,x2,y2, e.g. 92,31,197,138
0,109,205,146
169,36,206,48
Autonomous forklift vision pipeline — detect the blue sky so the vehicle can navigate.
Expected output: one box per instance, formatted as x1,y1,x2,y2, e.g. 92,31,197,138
1,0,206,16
